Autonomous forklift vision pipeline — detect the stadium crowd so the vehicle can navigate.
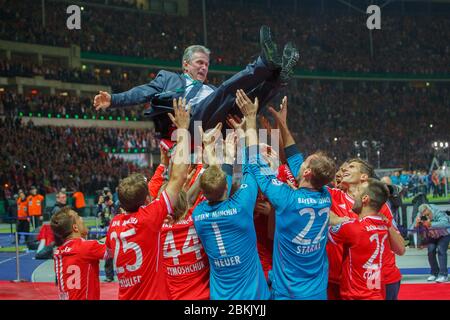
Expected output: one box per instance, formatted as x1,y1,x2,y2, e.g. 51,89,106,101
0,91,145,120
0,0,449,73
0,116,158,195
284,81,450,170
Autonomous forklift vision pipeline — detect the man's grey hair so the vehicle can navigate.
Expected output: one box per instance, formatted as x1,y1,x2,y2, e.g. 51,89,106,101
418,204,431,214
182,45,210,69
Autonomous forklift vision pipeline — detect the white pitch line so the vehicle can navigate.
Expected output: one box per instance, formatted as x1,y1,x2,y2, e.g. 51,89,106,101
0,252,31,265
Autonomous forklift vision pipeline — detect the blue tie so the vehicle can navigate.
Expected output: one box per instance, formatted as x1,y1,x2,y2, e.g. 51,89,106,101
184,81,203,103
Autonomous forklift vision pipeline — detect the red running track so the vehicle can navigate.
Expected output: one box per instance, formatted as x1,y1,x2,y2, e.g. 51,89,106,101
0,281,449,300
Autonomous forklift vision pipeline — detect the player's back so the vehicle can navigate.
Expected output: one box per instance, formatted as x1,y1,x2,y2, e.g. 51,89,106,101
54,238,106,300
334,216,389,300
192,174,270,300
106,191,172,300
270,186,331,300
161,207,210,300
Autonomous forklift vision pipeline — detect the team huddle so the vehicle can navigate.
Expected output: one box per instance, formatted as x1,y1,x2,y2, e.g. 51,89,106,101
50,89,405,300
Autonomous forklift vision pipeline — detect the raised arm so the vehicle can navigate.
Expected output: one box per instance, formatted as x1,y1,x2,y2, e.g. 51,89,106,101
234,89,291,211
268,97,303,177
199,122,223,167
268,96,295,148
387,224,406,256
164,98,191,220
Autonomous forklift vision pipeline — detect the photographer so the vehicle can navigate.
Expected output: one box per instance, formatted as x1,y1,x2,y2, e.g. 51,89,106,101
415,204,450,283
97,191,116,229
96,188,116,282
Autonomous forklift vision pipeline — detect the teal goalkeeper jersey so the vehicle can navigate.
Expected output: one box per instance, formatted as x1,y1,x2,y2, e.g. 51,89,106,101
248,148,331,300
192,164,270,300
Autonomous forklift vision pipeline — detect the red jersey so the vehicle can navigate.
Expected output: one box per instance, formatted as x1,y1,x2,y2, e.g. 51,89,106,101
326,188,401,286
329,215,390,300
277,164,298,187
106,190,173,300
148,164,166,199
38,223,55,246
53,238,108,300
326,187,358,284
161,205,210,300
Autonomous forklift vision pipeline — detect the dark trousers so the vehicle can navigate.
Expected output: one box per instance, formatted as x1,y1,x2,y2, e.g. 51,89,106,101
428,234,450,276
190,57,281,131
17,219,30,242
385,281,401,300
105,258,114,280
31,216,42,229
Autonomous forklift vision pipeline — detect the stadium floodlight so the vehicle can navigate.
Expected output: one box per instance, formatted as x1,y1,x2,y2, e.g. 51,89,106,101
445,142,449,148
334,137,338,142
440,142,444,148
433,142,438,148
430,124,433,128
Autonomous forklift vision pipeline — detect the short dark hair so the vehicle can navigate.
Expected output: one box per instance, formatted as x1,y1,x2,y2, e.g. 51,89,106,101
118,173,148,213
309,152,336,190
200,165,227,202
346,158,375,178
364,178,389,212
50,206,77,246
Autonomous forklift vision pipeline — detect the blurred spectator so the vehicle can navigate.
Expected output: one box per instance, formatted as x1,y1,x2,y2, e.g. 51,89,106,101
72,187,86,216
51,191,68,217
16,189,30,244
27,185,44,229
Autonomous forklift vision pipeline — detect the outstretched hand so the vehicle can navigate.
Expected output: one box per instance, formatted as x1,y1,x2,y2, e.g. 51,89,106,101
226,115,246,139
268,96,288,127
168,97,191,129
199,122,223,147
93,91,112,111
235,89,258,117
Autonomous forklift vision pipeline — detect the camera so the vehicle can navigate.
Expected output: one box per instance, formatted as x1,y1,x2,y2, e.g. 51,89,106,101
420,215,428,222
104,196,110,202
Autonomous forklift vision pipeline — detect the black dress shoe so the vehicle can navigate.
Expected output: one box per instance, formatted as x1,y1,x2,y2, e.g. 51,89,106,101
280,42,300,84
260,25,282,70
